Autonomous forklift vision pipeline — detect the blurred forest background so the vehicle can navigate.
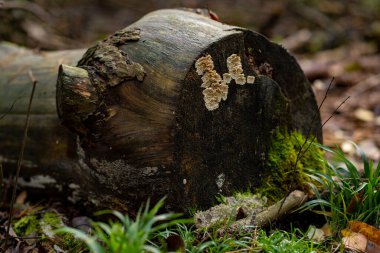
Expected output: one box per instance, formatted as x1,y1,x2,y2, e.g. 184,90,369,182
1,0,380,162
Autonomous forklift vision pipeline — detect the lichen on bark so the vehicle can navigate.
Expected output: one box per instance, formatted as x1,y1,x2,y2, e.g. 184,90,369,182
77,27,145,89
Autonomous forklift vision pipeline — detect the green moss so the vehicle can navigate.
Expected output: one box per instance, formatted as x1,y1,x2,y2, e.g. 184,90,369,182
41,212,84,250
13,215,39,236
12,210,84,250
258,129,324,203
59,232,86,251
42,212,63,228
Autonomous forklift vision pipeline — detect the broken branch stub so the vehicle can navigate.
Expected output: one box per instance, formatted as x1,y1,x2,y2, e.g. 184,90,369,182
0,9,321,212
56,65,97,135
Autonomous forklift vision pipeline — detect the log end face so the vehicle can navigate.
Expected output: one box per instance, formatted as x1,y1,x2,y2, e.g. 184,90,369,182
56,64,98,135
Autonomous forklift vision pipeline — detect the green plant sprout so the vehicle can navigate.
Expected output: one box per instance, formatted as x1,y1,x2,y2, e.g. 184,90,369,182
301,143,380,232
56,198,189,253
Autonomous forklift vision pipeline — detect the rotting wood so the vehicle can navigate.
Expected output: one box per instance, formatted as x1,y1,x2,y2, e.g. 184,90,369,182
253,190,307,227
195,190,307,233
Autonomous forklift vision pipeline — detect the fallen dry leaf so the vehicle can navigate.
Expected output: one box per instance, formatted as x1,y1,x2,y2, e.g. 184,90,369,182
347,221,380,246
307,226,325,242
342,231,367,252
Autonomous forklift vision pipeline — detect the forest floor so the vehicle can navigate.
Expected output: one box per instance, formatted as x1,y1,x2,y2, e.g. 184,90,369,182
0,0,379,252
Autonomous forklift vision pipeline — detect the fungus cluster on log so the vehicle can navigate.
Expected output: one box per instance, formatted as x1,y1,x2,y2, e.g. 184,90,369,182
0,9,321,212
195,53,257,111
195,54,228,111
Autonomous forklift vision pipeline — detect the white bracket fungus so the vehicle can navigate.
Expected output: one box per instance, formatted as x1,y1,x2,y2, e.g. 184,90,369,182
195,55,228,111
247,75,256,84
226,54,246,85
195,53,256,111
226,54,256,85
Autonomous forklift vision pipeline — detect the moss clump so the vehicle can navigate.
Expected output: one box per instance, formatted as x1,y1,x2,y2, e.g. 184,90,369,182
13,215,39,236
42,212,85,250
12,210,84,251
42,212,63,228
58,232,86,251
259,129,324,203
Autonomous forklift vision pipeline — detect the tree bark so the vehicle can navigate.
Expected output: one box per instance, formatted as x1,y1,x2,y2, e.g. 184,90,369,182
0,9,321,212
0,42,90,203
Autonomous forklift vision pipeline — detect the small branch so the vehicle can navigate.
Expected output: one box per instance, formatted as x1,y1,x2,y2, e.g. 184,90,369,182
276,78,334,218
294,77,334,170
8,235,42,240
196,191,307,234
253,190,307,227
296,96,349,163
321,96,350,129
0,98,19,120
2,70,37,252
272,86,349,225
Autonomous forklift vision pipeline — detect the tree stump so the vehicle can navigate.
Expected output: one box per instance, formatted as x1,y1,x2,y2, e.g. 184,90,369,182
0,9,321,212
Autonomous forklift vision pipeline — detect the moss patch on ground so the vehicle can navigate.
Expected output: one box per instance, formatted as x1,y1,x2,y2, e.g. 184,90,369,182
12,210,84,251
13,214,39,236
258,128,324,203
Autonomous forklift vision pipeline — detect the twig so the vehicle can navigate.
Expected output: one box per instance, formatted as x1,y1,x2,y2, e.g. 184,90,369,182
297,95,350,161
8,235,42,240
276,78,334,218
321,96,350,129
2,70,37,252
295,77,334,169
207,191,308,235
253,190,307,227
275,78,350,221
298,84,351,160
0,98,19,120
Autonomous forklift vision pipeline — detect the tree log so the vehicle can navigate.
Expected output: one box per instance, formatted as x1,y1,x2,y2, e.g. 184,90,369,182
0,42,89,203
0,9,321,212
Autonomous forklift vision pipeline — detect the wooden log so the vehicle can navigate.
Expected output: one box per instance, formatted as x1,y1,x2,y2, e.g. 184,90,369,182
0,9,322,212
0,42,89,202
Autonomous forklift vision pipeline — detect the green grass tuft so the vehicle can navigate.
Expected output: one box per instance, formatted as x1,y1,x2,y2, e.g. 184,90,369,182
301,143,380,232
57,198,190,253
